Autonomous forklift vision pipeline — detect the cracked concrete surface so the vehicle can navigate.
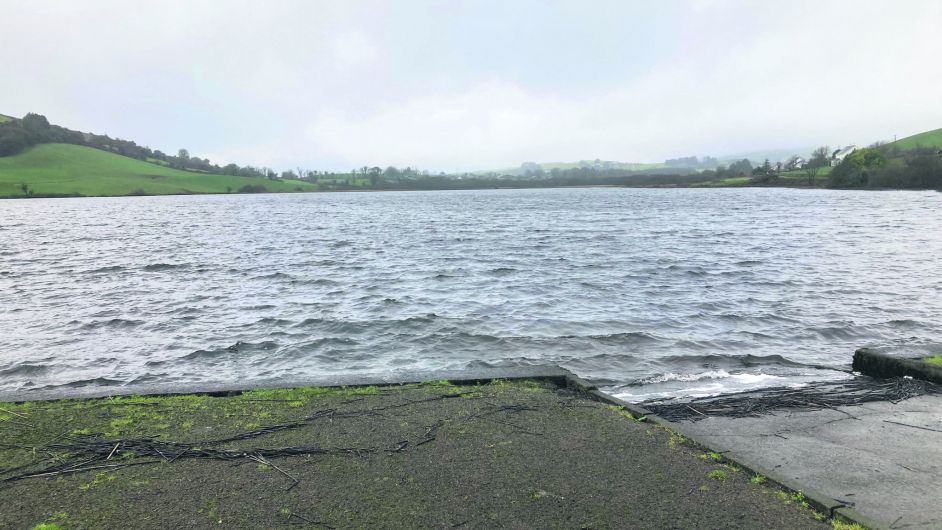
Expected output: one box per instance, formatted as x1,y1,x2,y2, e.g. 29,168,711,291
678,395,942,529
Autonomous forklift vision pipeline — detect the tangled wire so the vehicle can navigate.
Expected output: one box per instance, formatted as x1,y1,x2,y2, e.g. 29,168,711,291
643,376,941,422
0,390,539,484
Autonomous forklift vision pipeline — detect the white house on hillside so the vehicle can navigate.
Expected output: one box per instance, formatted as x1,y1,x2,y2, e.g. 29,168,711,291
831,145,856,167
784,155,805,170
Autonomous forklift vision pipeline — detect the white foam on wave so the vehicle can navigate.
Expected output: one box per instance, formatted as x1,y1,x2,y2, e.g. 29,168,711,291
640,369,732,384
612,369,827,403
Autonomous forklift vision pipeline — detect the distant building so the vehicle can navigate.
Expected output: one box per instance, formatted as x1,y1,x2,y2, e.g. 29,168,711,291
784,156,805,170
831,145,856,167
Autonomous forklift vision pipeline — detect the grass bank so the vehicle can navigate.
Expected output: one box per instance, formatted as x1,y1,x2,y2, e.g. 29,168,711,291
894,127,942,150
0,144,318,198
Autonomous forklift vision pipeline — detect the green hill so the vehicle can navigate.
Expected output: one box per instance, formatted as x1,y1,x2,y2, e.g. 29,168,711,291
0,143,317,197
0,114,12,124
895,128,942,150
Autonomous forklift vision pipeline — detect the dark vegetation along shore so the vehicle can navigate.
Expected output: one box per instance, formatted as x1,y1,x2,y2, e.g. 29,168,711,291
0,378,861,530
1,112,940,198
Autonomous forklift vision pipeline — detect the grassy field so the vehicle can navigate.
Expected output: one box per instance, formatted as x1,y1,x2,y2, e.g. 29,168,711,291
694,165,834,188
779,165,832,178
695,176,751,187
0,144,319,197
0,114,11,123
894,128,942,150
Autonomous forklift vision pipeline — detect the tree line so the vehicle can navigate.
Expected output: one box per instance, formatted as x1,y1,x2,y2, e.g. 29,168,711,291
826,144,941,189
3,112,939,191
698,143,941,190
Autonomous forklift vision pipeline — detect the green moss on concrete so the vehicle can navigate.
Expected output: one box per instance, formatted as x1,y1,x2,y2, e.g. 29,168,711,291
0,380,831,529
922,355,942,366
831,519,865,530
707,469,729,481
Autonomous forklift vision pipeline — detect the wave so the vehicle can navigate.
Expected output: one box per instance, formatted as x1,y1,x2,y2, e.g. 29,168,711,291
583,331,664,344
142,263,187,271
0,363,50,377
84,265,125,274
657,353,806,369
298,278,338,286
123,373,168,385
805,325,869,340
293,314,439,331
301,337,358,349
255,317,294,326
254,272,293,280
59,377,125,388
181,340,280,361
79,318,145,330
636,369,789,385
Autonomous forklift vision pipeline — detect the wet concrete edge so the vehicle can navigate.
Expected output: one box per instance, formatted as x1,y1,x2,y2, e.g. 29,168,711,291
0,366,572,402
853,347,942,385
0,364,883,529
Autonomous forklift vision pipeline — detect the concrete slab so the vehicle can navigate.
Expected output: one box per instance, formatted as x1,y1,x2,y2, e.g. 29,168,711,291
677,394,942,529
0,379,830,530
854,347,942,384
0,365,571,402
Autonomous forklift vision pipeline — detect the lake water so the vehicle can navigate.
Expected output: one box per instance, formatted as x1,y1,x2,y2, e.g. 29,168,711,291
1,188,940,401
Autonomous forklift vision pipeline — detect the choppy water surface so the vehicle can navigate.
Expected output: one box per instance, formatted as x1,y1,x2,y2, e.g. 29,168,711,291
1,188,940,401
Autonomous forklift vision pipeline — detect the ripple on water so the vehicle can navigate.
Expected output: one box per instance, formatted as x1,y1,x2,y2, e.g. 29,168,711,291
0,188,941,399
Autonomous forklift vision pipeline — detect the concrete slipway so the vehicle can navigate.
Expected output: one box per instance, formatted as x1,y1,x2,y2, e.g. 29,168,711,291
1,364,938,529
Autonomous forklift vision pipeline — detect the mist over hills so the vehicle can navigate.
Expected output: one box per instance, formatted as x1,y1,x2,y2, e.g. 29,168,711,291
1,111,940,197
488,128,942,176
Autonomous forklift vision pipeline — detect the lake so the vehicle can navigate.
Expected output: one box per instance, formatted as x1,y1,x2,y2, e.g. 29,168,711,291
1,187,940,401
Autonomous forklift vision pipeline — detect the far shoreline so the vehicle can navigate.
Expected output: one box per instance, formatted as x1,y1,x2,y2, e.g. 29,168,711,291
2,182,934,201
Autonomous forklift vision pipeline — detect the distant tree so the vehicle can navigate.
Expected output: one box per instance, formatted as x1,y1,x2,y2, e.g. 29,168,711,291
368,166,382,187
751,158,777,183
728,159,753,176
177,148,189,161
21,113,51,132
828,148,886,188
758,158,772,174
901,149,942,189
803,165,820,186
383,166,402,181
808,146,830,168
0,126,33,156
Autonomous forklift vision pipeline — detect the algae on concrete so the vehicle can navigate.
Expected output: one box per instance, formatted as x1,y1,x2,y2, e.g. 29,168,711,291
1,380,831,529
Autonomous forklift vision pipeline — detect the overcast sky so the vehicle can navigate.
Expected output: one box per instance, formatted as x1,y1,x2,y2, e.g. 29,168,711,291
2,1,941,172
